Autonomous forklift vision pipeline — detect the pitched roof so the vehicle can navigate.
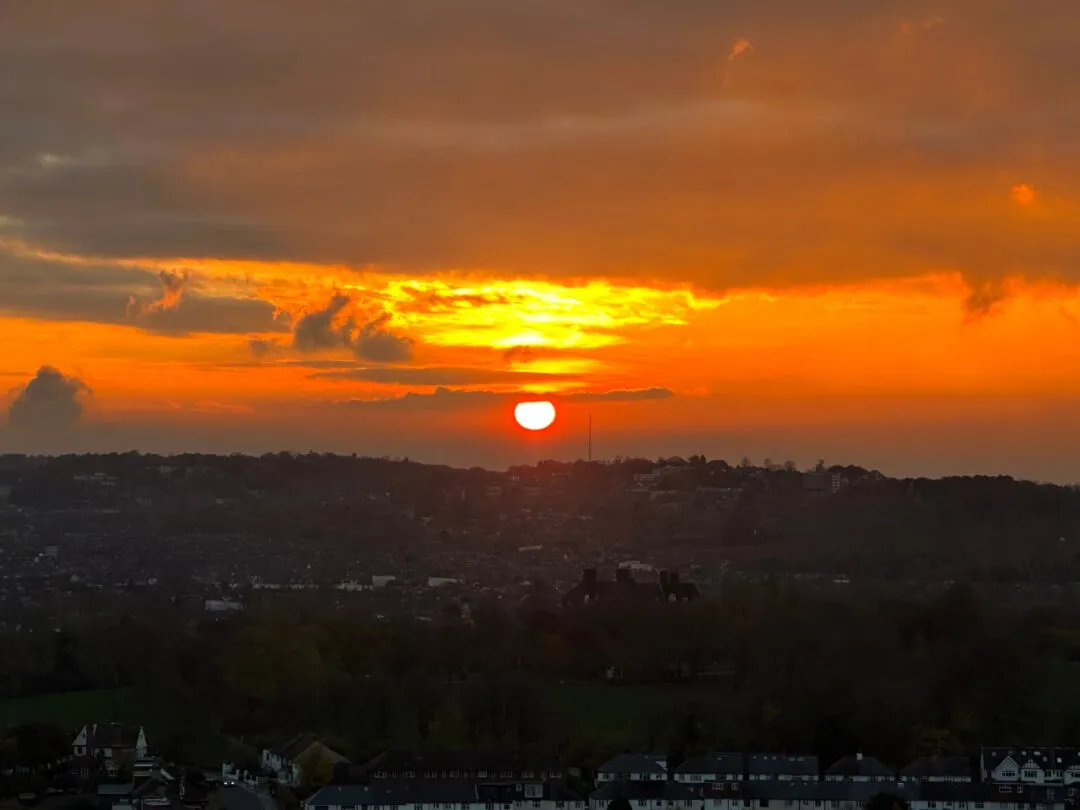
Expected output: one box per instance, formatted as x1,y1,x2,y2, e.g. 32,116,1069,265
275,733,319,761
747,754,819,777
826,754,893,778
89,723,141,749
901,756,972,779
676,754,744,777
597,754,667,775
366,750,564,775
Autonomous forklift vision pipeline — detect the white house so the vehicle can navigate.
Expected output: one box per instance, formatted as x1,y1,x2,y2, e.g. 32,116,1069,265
72,724,148,762
596,754,668,784
306,781,585,810
675,754,744,788
261,735,347,788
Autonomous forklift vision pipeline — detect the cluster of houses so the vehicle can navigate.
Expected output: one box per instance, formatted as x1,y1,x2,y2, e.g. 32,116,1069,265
303,749,1080,810
58,722,1080,810
63,723,210,810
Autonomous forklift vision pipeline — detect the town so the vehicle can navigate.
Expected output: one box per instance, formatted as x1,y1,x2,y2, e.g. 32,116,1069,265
6,725,1080,810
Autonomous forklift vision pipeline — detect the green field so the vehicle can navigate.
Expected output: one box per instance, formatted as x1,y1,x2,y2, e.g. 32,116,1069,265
0,688,139,731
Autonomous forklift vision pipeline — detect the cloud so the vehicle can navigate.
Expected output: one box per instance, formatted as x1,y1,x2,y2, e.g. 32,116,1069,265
7,366,90,433
291,294,413,361
127,268,191,316
313,366,578,386
1011,183,1037,205
0,247,285,334
353,311,414,363
292,294,352,351
249,337,281,357
564,387,673,402
1,0,1079,314
962,278,1016,319
343,385,673,410
728,38,753,62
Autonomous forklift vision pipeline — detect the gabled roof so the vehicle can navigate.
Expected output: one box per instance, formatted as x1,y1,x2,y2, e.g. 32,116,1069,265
597,754,667,775
274,733,319,761
676,753,744,777
87,723,142,749
747,754,819,777
366,750,563,775
901,756,972,779
826,754,892,778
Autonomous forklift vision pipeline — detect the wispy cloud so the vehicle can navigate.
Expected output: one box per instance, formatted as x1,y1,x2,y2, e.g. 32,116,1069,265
342,386,674,411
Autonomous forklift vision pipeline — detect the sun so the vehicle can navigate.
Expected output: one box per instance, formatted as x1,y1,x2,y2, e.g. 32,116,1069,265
514,400,556,431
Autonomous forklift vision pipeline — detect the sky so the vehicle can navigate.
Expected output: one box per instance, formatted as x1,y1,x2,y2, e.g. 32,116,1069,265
3,1,1080,480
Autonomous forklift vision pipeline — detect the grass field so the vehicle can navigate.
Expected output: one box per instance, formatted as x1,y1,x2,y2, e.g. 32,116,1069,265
0,688,139,731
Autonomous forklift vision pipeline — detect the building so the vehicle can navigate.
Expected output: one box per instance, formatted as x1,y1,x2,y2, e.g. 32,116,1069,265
590,779,697,810
362,751,565,782
981,748,1080,785
900,756,973,783
825,753,893,782
746,754,819,782
675,754,745,791
803,471,845,495
72,723,149,764
305,780,584,810
261,734,349,788
562,569,699,607
596,754,668,784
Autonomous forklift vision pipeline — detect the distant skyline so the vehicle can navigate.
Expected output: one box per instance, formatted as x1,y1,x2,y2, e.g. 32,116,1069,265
3,1,1080,482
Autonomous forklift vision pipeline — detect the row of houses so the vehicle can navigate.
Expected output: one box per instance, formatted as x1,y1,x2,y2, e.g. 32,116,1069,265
306,775,1080,810
303,751,1080,810
599,751,1080,787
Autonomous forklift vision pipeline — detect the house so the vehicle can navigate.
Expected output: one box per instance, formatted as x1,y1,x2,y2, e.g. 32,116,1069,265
362,751,566,782
595,754,668,784
900,756,973,783
305,780,585,810
562,569,699,607
980,748,1080,785
261,734,349,787
910,781,1073,810
825,753,893,782
675,754,744,790
72,723,148,766
590,779,697,810
746,754,819,781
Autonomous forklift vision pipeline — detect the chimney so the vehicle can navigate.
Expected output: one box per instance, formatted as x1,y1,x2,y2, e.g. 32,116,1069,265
583,568,597,599
659,570,670,588
616,568,631,583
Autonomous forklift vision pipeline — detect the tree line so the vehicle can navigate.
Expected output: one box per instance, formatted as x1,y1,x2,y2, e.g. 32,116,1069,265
3,581,1080,772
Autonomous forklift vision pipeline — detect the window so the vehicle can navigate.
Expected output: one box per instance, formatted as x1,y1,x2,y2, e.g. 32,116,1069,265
1022,771,1038,780
451,771,461,778
374,772,387,779
533,803,541,808
480,771,489,778
405,771,415,779
975,804,984,808
524,772,535,779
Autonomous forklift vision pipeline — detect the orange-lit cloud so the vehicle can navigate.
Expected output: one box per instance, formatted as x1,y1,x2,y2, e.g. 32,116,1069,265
3,1,1080,478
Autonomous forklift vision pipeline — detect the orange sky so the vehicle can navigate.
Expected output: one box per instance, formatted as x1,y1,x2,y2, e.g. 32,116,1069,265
3,1,1080,479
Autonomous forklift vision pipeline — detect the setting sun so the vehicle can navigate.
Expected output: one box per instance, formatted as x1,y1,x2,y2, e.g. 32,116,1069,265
514,401,557,431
